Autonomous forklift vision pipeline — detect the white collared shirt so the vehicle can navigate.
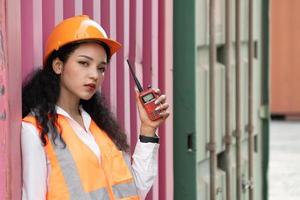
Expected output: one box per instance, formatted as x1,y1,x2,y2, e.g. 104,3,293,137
21,106,159,200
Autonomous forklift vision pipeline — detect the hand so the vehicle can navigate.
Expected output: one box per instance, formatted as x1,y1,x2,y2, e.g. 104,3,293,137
136,88,170,137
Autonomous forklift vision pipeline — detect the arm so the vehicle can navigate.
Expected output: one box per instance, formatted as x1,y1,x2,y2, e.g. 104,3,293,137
132,89,169,198
21,121,47,200
130,140,159,199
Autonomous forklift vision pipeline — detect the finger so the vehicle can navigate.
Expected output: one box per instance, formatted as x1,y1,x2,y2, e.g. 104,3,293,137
154,88,161,94
154,94,167,105
155,103,169,111
159,110,170,119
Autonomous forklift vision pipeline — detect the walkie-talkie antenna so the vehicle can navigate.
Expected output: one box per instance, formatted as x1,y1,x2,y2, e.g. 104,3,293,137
126,59,143,92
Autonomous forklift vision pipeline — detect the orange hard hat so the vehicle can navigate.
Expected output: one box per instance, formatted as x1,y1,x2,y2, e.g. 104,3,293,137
44,15,122,63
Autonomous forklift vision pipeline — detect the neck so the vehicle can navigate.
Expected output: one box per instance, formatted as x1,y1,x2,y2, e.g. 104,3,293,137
57,90,81,117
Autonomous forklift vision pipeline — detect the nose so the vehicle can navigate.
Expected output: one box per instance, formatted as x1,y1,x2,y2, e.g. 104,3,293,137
89,66,99,80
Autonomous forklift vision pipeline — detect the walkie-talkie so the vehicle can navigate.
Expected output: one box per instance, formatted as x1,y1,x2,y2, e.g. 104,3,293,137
126,60,161,121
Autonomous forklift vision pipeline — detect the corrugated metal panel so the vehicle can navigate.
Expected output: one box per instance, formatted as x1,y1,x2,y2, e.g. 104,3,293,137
174,0,266,199
0,0,22,199
19,0,173,199
0,1,9,199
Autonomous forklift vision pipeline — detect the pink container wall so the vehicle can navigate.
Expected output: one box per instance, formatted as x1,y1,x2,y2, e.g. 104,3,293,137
0,0,22,199
0,0,173,199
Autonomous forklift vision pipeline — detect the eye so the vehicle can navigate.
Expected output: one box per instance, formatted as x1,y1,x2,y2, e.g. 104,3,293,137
78,61,89,67
97,67,106,73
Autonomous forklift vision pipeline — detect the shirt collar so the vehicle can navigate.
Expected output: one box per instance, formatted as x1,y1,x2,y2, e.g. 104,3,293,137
55,105,92,130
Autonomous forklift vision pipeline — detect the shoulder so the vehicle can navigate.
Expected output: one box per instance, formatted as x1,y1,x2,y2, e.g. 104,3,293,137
22,110,38,123
21,120,43,149
22,114,42,136
22,118,39,136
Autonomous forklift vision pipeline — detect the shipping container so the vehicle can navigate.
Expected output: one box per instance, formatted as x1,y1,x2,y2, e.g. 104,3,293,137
0,0,173,199
0,0,22,199
271,0,300,116
173,0,269,199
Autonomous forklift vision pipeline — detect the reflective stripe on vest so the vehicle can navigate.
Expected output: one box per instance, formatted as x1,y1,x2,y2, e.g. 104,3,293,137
23,115,140,200
112,182,139,199
49,130,110,199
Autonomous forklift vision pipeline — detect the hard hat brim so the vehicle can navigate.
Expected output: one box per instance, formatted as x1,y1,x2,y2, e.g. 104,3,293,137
43,38,122,64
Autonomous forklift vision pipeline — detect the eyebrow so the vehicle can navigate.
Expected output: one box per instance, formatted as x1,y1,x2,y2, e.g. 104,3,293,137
78,55,107,65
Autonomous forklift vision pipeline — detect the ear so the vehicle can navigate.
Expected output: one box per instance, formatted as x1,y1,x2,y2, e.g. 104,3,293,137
52,58,63,74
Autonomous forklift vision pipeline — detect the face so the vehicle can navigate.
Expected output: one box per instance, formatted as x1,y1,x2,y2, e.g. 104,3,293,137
54,42,108,101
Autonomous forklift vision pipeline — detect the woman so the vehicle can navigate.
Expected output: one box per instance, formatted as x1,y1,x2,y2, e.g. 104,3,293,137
21,15,169,200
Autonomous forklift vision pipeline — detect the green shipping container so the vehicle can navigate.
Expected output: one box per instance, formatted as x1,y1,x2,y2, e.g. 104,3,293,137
173,0,270,199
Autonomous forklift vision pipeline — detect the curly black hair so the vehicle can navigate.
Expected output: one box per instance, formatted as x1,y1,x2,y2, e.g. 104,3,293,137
22,40,129,151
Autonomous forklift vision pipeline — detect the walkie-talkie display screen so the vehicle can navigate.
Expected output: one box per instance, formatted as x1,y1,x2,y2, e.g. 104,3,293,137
142,93,155,103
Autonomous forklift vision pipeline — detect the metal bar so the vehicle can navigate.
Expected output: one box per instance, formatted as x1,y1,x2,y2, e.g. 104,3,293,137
174,0,197,198
100,0,111,105
261,1,270,199
128,0,138,154
161,0,175,198
21,0,34,80
209,0,217,199
6,0,22,198
116,0,125,128
235,0,242,199
225,0,232,199
248,0,254,199
0,2,8,190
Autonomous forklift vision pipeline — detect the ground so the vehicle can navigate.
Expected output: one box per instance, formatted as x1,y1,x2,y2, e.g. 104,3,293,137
269,120,300,200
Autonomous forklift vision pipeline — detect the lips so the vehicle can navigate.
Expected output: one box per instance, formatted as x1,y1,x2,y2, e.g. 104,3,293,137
84,83,96,91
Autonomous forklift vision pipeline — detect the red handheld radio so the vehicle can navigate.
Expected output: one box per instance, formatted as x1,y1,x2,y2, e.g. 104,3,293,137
126,60,161,121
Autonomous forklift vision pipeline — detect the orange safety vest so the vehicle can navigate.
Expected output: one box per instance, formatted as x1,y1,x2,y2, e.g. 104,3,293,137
23,115,140,200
